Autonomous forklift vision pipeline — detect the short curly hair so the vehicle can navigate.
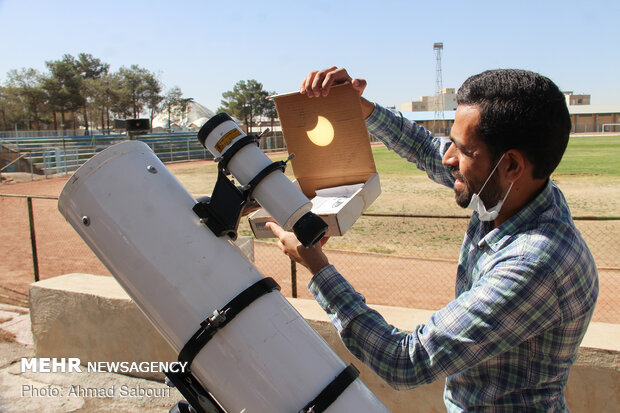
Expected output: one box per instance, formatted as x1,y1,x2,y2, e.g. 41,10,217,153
457,69,571,179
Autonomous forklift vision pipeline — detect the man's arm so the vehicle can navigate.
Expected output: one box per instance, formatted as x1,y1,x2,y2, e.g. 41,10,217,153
307,258,563,390
300,67,455,188
365,104,455,188
267,222,562,389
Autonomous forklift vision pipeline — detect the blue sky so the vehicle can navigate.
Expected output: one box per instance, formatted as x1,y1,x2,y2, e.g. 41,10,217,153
1,0,618,111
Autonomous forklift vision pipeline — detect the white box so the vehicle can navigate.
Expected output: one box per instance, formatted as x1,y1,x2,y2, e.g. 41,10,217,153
249,173,381,238
248,83,381,240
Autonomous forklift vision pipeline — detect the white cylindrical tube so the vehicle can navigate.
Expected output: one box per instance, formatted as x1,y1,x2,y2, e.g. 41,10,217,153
198,113,327,247
58,141,388,413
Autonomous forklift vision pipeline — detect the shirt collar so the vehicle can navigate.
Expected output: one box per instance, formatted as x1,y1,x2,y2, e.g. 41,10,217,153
477,179,555,251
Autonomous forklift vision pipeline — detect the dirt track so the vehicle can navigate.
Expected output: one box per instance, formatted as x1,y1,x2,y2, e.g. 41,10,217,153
0,168,617,323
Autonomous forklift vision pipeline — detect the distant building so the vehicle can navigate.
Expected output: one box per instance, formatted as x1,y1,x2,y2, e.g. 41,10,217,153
564,91,591,106
569,104,620,133
397,86,618,134
399,110,456,137
152,101,216,131
397,104,620,135
401,88,458,112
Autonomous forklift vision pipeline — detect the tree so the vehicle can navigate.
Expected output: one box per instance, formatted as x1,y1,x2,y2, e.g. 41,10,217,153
44,57,83,130
162,86,183,130
118,65,162,126
1,53,168,132
263,90,278,131
218,79,272,134
73,53,110,134
108,71,132,121
0,84,27,131
90,72,121,133
4,68,46,130
144,73,163,127
0,86,8,130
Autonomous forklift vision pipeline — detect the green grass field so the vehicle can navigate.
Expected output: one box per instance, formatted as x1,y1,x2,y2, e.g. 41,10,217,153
368,135,620,177
555,135,620,176
169,134,619,260
174,134,620,217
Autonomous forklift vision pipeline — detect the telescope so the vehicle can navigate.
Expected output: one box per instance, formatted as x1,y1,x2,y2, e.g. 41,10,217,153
58,132,388,412
196,113,327,247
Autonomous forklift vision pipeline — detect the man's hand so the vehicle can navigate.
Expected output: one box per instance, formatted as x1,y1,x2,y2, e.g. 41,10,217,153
300,67,375,119
266,222,330,274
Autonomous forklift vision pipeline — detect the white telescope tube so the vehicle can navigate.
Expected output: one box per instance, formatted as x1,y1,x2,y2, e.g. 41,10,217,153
58,141,388,413
198,113,327,247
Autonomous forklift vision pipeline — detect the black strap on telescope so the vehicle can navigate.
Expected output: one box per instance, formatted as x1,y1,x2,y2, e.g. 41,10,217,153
178,277,281,367
299,364,360,413
169,277,358,413
244,160,287,199
167,277,280,413
166,371,224,413
217,135,259,174
216,133,288,197
193,133,291,240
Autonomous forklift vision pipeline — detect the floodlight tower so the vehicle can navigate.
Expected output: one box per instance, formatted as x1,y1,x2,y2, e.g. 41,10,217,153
433,42,445,135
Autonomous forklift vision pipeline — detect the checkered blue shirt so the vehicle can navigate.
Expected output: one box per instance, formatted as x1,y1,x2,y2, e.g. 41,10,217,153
309,104,599,412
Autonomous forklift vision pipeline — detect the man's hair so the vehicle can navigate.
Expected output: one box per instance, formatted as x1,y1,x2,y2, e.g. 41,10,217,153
456,69,571,179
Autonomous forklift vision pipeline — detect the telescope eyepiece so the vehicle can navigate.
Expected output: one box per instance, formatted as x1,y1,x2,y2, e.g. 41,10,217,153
293,212,328,248
198,113,235,148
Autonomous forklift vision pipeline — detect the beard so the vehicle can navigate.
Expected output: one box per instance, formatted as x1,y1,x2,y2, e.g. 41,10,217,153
452,167,504,209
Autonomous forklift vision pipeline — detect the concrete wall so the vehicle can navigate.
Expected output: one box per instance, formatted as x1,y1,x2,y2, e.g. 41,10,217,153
29,274,620,412
571,113,620,133
0,145,43,174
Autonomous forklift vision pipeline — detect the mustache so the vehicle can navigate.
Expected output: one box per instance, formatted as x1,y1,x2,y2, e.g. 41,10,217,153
451,167,464,181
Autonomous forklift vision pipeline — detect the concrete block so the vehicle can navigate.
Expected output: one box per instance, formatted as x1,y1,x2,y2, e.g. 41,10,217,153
29,273,176,381
28,269,620,412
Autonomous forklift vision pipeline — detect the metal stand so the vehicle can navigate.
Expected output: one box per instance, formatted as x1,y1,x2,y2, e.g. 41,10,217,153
192,135,293,240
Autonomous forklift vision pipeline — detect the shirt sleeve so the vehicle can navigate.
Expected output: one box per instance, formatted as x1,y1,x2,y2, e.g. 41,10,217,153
365,104,456,189
308,260,562,390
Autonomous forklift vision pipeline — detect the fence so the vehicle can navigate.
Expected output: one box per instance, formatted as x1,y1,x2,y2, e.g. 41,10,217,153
0,129,85,138
0,131,288,177
1,193,618,324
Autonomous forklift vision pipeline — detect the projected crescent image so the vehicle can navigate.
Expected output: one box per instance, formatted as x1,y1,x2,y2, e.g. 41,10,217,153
306,115,334,146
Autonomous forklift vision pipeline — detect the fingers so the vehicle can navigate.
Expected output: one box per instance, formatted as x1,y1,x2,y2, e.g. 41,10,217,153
276,239,289,256
313,67,343,97
267,222,298,253
351,78,367,95
266,221,285,238
300,66,353,98
266,222,329,273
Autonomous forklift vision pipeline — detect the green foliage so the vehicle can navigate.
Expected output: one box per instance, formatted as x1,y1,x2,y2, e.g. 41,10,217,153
217,79,275,133
43,56,83,128
2,53,164,132
117,64,162,120
161,86,185,130
3,68,47,130
371,135,620,177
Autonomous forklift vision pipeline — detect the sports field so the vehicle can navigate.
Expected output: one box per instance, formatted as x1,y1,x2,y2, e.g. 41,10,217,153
0,135,618,324
172,135,620,257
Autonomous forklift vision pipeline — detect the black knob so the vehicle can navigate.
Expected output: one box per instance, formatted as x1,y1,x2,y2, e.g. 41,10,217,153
293,212,328,248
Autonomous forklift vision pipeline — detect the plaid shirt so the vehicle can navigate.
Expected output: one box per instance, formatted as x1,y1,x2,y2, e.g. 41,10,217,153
309,104,599,412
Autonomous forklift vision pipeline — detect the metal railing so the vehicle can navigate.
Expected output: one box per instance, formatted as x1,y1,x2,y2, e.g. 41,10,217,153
1,193,618,324
1,131,289,177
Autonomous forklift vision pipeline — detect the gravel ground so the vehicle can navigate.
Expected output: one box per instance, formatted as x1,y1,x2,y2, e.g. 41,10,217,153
0,303,185,413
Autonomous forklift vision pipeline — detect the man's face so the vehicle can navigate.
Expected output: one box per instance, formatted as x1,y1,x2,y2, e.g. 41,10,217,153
442,105,504,209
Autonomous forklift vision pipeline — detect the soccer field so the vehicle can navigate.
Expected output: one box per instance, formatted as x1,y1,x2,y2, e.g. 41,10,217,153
172,135,620,217
1,135,617,323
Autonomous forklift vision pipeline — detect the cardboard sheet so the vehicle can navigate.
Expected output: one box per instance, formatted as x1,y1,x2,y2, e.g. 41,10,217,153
271,83,376,198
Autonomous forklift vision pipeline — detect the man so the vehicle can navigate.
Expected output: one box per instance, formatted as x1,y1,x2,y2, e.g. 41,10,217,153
267,67,598,412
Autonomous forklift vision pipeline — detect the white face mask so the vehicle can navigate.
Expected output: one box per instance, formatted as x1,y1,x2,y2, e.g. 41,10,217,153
466,153,513,222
